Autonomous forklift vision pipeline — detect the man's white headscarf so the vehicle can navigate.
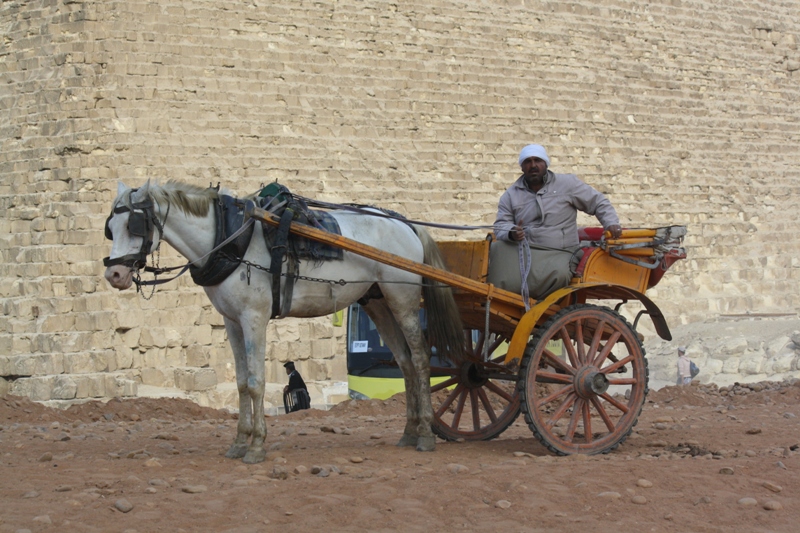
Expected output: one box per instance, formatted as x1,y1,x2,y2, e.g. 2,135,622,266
518,144,550,168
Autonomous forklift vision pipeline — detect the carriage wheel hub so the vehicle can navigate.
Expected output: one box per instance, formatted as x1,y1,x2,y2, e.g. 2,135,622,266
574,366,609,398
460,361,488,388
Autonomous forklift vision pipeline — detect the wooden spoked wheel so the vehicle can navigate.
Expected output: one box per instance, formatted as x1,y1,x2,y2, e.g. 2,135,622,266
519,304,648,455
431,329,521,441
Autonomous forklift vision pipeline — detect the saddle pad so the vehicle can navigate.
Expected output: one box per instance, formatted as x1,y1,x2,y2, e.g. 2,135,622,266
255,184,343,262
292,209,343,261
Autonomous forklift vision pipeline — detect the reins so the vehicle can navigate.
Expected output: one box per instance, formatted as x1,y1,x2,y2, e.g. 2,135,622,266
295,195,497,233
105,188,515,295
135,217,257,288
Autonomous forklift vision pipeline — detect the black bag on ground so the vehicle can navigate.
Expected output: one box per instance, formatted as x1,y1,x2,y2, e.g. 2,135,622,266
283,388,311,413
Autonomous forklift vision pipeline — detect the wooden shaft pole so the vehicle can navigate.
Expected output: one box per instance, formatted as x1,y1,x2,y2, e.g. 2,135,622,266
244,201,529,309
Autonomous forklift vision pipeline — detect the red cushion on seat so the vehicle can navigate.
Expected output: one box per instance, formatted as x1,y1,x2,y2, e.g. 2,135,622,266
573,247,599,277
578,227,605,241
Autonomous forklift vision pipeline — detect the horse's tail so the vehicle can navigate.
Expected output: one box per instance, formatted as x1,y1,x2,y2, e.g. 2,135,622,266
413,225,466,365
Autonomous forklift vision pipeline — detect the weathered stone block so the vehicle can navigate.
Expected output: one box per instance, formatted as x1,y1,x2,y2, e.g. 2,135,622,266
142,348,167,369
791,331,800,348
305,359,330,381
164,345,185,368
115,347,134,370
63,352,107,374
139,328,168,348
185,324,213,346
715,337,748,359
104,374,137,397
185,344,211,367
703,358,724,375
766,354,796,374
328,356,347,382
29,376,56,401
288,340,312,361
309,320,334,339
766,336,794,358
76,375,106,399
272,320,300,343
52,375,78,400
141,368,171,387
739,355,764,375
721,358,741,374
311,338,338,359
7,353,65,376
113,310,144,330
120,328,141,348
174,367,218,391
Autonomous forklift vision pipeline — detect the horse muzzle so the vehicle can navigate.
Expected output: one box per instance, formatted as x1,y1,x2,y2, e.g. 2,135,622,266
104,264,135,290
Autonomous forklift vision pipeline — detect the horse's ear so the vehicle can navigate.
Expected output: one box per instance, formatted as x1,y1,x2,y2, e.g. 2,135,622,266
117,181,128,196
131,179,151,202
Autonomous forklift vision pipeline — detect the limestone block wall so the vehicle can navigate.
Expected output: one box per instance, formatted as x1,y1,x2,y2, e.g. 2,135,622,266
646,317,800,388
1,0,799,407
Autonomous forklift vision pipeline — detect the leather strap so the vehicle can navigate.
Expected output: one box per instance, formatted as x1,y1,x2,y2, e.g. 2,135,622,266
271,208,294,318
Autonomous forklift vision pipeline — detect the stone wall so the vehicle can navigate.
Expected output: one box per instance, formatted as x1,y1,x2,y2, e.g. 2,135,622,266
645,316,800,388
2,0,799,407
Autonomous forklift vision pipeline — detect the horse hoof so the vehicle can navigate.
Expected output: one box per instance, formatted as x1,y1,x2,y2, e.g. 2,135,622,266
415,436,436,452
242,448,266,464
225,444,248,459
396,434,417,447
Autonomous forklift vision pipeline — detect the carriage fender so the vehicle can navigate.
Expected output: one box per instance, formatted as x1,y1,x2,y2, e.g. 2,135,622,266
502,283,672,366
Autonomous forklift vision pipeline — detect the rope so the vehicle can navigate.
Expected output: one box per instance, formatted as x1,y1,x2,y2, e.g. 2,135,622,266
518,238,532,312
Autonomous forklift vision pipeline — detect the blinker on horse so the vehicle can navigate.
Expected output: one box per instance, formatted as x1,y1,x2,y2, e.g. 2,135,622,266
104,180,464,463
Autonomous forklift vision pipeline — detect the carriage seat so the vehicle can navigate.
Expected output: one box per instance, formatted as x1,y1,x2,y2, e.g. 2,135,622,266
572,227,605,278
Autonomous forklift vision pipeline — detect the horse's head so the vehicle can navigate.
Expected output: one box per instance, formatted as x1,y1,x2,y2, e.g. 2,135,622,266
103,180,164,290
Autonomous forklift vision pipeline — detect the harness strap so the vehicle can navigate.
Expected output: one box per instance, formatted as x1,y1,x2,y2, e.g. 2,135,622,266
271,208,295,318
279,255,298,318
130,218,255,287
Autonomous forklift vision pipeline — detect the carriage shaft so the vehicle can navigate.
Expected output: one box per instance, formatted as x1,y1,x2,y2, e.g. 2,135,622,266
244,202,530,310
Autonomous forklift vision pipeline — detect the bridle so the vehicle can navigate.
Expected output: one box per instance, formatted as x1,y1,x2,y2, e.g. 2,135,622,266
102,188,252,291
102,190,166,271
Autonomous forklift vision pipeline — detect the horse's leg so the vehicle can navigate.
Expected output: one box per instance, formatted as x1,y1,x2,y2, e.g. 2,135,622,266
378,289,439,452
241,312,268,464
407,335,435,451
363,300,426,449
223,318,251,459
396,311,436,452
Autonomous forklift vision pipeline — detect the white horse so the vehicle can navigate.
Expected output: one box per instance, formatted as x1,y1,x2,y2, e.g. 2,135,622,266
103,180,464,463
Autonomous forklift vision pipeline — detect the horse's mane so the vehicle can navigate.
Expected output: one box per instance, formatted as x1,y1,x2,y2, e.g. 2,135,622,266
146,180,225,217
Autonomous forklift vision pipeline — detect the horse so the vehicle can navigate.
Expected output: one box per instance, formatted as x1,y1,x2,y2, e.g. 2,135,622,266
103,180,465,463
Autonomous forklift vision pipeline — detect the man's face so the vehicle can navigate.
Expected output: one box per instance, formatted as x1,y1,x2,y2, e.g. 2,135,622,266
521,156,548,182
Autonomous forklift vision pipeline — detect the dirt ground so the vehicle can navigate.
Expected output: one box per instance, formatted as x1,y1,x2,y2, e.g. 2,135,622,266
1,380,798,533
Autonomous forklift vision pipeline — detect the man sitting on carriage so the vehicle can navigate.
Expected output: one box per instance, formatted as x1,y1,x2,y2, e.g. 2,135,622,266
490,144,623,298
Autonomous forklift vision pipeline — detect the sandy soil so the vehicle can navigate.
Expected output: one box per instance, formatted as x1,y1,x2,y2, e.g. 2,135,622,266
1,380,798,533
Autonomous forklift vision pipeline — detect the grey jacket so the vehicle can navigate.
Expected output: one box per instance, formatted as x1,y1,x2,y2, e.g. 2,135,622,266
494,171,620,249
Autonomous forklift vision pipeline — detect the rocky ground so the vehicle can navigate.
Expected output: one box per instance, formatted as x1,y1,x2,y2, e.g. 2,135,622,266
1,378,798,533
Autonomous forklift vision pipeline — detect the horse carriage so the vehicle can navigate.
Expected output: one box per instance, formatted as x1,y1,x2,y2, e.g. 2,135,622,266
104,181,685,462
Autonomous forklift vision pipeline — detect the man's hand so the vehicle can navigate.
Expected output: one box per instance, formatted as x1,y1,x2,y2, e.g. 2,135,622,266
511,225,525,242
606,224,623,239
